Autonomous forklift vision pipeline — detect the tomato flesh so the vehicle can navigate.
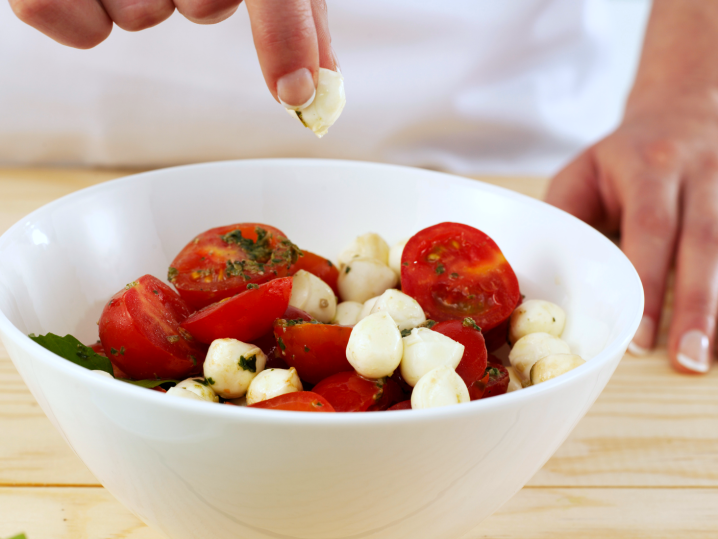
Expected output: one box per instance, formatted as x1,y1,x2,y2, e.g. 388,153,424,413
290,250,340,296
432,319,488,400
169,223,300,309
483,295,522,352
387,400,412,411
98,275,206,380
482,360,510,398
273,320,354,384
401,222,520,331
312,372,398,412
180,277,292,344
249,391,336,412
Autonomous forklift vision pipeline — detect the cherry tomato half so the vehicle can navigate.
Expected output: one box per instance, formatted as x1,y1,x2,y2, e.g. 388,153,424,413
249,391,336,412
273,319,354,384
180,277,292,344
432,318,488,400
401,222,520,331
482,360,510,399
312,372,401,412
290,250,340,296
169,223,301,310
89,341,129,378
387,400,412,411
98,275,206,380
482,295,523,352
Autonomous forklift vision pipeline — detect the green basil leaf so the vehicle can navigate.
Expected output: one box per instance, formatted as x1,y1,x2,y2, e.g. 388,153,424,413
28,333,113,375
119,379,179,389
5,534,28,539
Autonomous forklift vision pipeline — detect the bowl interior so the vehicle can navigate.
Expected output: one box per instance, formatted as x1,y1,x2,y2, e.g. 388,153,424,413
0,159,640,366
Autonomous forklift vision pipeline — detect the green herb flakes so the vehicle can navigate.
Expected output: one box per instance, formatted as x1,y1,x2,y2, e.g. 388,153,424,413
125,281,139,290
168,267,179,282
435,264,445,275
110,347,118,355
462,318,481,332
207,377,216,385
247,283,259,290
304,345,310,352
345,266,351,274
167,335,180,343
450,272,459,279
239,354,257,372
277,337,286,351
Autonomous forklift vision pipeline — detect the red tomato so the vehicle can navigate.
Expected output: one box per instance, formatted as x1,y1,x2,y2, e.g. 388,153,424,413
283,305,314,321
482,360,510,399
98,275,206,380
312,372,396,412
252,306,313,371
483,295,523,352
290,250,340,296
169,223,301,309
273,320,353,384
249,391,336,412
432,318,488,400
401,222,520,331
89,341,129,378
180,277,292,344
387,400,412,411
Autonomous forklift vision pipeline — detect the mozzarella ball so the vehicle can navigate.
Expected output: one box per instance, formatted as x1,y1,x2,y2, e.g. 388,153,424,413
92,370,113,378
505,366,523,392
358,295,381,322
411,366,470,409
509,299,567,344
508,332,570,385
400,328,465,387
203,339,267,399
530,354,586,385
338,233,390,268
289,269,337,323
337,257,398,303
369,289,426,330
246,367,303,405
170,378,219,403
166,387,208,401
286,68,345,138
346,311,403,379
388,238,409,276
332,301,363,326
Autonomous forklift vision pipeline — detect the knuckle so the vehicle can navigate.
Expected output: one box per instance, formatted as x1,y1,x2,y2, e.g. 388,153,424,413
630,203,674,237
686,217,718,248
259,24,315,50
637,139,682,172
676,289,716,323
697,152,718,176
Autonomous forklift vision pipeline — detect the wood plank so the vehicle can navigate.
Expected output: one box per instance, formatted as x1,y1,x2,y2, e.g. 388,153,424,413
0,486,716,539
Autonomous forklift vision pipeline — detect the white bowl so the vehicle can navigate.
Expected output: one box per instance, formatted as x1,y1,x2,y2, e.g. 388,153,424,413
0,159,642,539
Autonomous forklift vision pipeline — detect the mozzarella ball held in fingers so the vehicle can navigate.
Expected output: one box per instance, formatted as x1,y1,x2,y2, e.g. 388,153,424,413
203,339,267,399
289,269,337,323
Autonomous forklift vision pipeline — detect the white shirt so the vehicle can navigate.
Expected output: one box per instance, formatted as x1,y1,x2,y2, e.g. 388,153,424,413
0,0,648,175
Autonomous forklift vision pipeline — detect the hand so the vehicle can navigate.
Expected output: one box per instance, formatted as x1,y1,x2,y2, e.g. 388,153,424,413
546,87,718,373
8,0,336,107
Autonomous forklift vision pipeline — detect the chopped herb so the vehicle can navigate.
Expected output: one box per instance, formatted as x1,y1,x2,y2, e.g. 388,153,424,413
119,346,125,355
108,299,114,306
462,318,482,332
402,262,408,266
200,256,206,261
435,264,445,275
552,317,556,322
206,377,216,385
487,367,501,378
296,110,308,127
400,328,412,338
125,281,139,290
312,401,324,408
110,347,119,355
189,355,197,366
422,320,437,329
168,267,178,282
221,227,273,262
450,272,459,279
345,267,351,274
152,289,159,295
277,337,286,351
167,335,180,343
304,345,310,352
192,378,209,386
247,283,259,290
238,354,257,372
178,328,194,341
327,260,334,267
192,237,200,244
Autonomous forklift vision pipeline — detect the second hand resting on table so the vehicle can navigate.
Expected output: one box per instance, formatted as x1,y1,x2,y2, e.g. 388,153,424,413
9,0,718,372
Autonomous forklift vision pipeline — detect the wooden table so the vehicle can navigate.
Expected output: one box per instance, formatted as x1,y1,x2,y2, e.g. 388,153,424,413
1,168,717,539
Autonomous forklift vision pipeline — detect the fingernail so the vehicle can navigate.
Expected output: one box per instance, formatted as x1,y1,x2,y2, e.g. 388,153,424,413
277,68,316,110
677,330,710,373
627,316,654,356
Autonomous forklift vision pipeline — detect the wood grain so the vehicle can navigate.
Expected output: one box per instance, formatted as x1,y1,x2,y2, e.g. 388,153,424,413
1,167,717,537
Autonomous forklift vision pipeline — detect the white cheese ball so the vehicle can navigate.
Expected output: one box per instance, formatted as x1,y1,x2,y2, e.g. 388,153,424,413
170,378,219,403
246,367,303,405
388,238,409,276
332,301,363,326
338,233,390,268
411,366,470,409
346,311,403,379
358,295,381,322
286,68,345,138
166,386,207,401
400,328,465,387
509,299,567,344
92,370,114,378
508,332,570,385
505,366,523,392
369,289,426,331
530,354,586,385
289,269,337,323
337,257,398,303
203,339,267,399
